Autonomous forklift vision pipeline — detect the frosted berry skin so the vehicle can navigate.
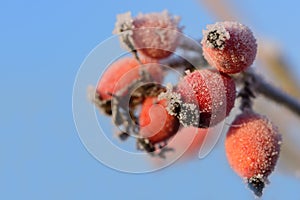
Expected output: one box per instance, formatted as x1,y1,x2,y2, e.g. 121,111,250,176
201,21,257,74
176,69,236,127
139,97,180,144
96,57,163,100
225,111,281,196
132,11,181,59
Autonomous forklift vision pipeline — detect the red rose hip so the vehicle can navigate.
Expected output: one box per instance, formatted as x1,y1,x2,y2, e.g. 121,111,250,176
96,57,163,101
139,97,180,145
132,11,181,59
176,69,236,127
225,111,281,197
201,21,257,74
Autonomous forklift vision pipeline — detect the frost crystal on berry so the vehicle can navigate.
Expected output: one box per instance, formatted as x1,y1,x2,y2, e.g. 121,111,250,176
158,84,182,116
113,12,134,34
158,84,200,127
203,24,230,50
178,103,200,127
113,12,136,54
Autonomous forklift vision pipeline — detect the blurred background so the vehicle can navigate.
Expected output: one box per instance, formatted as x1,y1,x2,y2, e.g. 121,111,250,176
1,0,300,199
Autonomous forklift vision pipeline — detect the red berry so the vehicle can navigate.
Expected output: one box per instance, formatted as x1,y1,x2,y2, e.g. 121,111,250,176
139,97,180,144
132,11,181,59
225,111,281,196
176,69,236,127
96,57,163,100
201,21,257,74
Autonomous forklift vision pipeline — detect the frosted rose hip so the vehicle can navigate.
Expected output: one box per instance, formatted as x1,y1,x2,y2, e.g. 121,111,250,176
139,97,180,144
201,21,257,74
176,69,236,127
132,11,181,59
96,57,163,100
225,111,281,196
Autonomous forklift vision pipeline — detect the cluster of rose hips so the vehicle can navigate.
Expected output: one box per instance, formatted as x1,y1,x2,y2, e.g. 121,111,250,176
90,11,282,197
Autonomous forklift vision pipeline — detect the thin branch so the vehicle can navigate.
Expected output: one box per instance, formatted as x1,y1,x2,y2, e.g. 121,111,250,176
159,53,207,71
245,70,300,117
160,56,194,69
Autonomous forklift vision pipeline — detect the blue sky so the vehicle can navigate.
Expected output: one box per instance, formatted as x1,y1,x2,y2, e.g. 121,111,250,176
1,0,300,199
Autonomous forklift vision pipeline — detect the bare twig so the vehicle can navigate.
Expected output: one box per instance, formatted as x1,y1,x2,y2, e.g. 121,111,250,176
160,56,195,69
244,70,300,117
160,54,207,71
